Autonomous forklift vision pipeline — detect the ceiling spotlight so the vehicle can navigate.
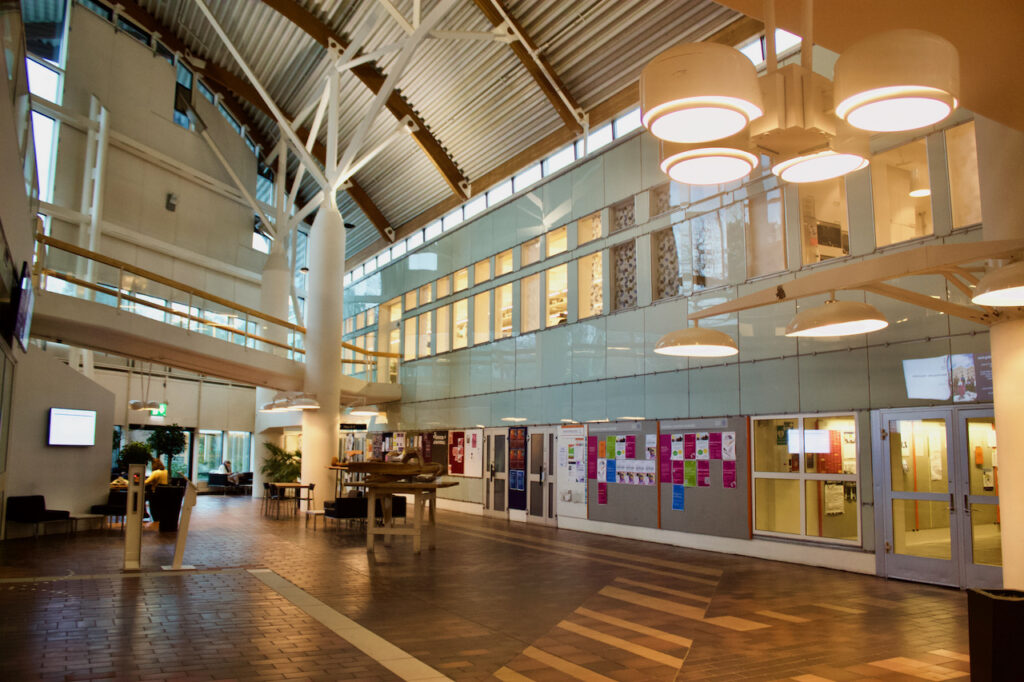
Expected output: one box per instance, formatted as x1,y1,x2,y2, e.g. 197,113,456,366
785,296,888,337
654,324,738,357
909,168,931,198
641,43,763,144
834,29,959,133
971,261,1024,307
660,135,759,186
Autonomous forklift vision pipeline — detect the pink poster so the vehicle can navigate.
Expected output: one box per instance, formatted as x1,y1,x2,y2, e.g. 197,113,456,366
684,433,696,459
672,460,685,484
587,437,598,479
697,460,711,487
722,460,737,488
709,431,723,460
625,435,636,459
659,434,671,480
598,482,608,505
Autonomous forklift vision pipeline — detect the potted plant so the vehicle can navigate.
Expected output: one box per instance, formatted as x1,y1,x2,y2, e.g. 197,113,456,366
147,424,187,478
260,442,301,482
119,441,153,468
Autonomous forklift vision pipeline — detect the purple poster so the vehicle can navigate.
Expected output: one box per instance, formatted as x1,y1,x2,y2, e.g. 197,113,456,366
598,482,608,505
697,460,711,487
709,432,723,460
672,460,685,484
625,435,636,459
723,460,737,488
684,433,696,459
587,437,598,479
659,434,671,480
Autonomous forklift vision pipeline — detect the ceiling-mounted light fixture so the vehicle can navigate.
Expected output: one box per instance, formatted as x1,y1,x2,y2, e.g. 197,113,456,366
909,168,931,198
834,29,959,133
971,261,1024,307
349,409,379,417
654,323,738,357
641,42,763,144
129,400,146,411
770,127,870,183
785,295,888,337
501,417,527,423
288,394,320,411
660,134,759,186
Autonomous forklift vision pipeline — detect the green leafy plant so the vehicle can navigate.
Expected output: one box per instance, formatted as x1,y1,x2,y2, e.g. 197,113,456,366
120,441,153,467
260,442,301,482
147,424,187,462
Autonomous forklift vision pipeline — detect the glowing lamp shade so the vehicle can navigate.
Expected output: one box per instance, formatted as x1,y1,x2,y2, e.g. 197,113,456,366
971,261,1024,307
287,396,320,411
785,299,888,337
654,327,738,357
772,150,868,183
661,138,758,185
641,43,763,143
834,30,959,133
909,168,931,197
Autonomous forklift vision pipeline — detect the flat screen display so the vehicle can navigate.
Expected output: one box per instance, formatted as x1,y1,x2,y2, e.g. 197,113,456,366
48,408,96,446
902,353,993,403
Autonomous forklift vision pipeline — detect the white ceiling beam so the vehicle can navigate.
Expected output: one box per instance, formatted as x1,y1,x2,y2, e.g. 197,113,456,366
376,0,414,35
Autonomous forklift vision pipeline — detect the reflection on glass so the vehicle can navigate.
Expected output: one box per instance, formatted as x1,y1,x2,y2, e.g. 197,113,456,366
417,311,431,357
435,305,450,353
404,290,417,311
521,273,540,333
799,178,849,264
805,480,858,541
653,225,689,300
578,212,602,246
356,311,365,329
971,503,1002,566
892,499,951,559
436,275,451,299
611,241,637,310
403,318,416,360
453,268,469,293
752,418,800,473
872,139,933,247
418,283,432,306
522,237,541,267
946,121,982,229
495,283,513,339
888,419,947,493
755,478,800,534
802,415,857,474
547,226,568,257
546,264,568,327
473,292,490,345
474,259,491,285
577,252,602,319
746,188,786,278
496,249,514,276
967,418,998,497
452,299,468,350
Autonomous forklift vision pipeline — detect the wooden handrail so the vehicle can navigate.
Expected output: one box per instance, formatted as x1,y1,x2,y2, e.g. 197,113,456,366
36,235,401,359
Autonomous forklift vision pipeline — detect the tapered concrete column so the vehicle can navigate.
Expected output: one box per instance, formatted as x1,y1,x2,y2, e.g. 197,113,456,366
300,200,345,505
976,116,1024,588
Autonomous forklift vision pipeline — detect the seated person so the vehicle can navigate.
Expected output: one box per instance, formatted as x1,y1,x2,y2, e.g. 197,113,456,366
145,460,168,491
217,460,242,486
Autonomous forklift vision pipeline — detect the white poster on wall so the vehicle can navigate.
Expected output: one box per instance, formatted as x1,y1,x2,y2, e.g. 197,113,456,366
463,429,483,478
557,424,588,518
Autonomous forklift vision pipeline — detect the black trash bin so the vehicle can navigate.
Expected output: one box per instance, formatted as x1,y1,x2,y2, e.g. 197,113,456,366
151,484,186,532
968,588,1024,681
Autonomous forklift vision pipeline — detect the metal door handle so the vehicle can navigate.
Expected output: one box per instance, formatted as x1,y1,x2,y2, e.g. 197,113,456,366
964,494,970,513
948,493,954,512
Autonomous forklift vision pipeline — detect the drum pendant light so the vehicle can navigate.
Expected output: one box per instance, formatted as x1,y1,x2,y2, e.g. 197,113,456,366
909,168,931,197
785,296,888,337
641,43,763,144
660,133,759,186
834,29,959,133
654,323,738,357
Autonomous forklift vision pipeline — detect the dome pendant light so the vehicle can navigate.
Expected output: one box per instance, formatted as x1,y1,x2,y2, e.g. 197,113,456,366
971,261,1024,307
641,43,764,144
834,29,959,133
654,323,738,357
660,133,759,186
785,295,888,337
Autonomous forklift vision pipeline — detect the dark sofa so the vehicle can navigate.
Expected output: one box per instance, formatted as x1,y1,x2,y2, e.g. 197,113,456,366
5,495,70,537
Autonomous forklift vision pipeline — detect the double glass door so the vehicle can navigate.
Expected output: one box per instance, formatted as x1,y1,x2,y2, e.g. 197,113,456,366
526,427,557,525
482,428,508,518
878,408,1001,587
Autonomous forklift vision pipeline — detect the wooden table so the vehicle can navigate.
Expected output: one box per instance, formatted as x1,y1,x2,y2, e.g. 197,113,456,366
364,480,458,553
267,482,313,518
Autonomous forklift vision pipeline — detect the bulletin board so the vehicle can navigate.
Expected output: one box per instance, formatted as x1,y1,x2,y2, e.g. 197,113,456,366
585,421,660,529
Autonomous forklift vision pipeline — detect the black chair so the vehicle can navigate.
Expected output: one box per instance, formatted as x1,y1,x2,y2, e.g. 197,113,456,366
5,496,70,538
262,482,284,516
90,489,128,529
207,473,229,494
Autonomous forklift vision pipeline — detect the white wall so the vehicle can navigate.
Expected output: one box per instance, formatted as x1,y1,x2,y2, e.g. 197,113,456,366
4,349,115,537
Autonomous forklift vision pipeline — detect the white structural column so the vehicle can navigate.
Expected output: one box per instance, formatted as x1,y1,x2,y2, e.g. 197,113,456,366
975,116,1024,589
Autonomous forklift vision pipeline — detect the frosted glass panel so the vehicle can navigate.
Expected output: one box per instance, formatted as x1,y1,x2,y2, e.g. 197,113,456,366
521,274,540,333
546,264,568,327
577,252,603,319
474,292,490,345
522,237,541,267
453,268,469,293
755,479,800,534
577,211,602,246
799,179,849,264
474,259,491,285
495,284,513,339
946,121,982,228
435,305,450,353
547,226,567,257
495,249,514,276
453,299,468,350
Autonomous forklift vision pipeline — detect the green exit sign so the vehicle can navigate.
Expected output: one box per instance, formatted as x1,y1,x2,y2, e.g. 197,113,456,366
150,402,168,417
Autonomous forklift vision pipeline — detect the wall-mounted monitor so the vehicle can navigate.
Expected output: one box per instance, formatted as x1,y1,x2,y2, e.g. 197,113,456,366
48,408,97,446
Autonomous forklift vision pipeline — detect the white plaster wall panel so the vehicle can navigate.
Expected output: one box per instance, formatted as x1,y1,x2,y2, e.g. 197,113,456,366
737,295,798,361
572,379,607,422
793,290,869,355
225,385,256,432
865,274,951,344
541,384,573,423
489,339,516,393
204,270,239,306
489,391,516,425
606,375,645,421
469,345,494,395
102,147,145,232
845,167,876,256
514,388,546,424
570,317,606,383
231,281,261,310
645,370,688,419
514,333,541,389
868,338,953,409
571,156,605,221
468,213,494,262
688,364,740,417
514,190,545,244
539,326,572,386
799,349,871,413
643,298,689,374
51,125,87,210
197,382,231,428
92,370,129,419
606,308,645,377
603,137,642,206
170,259,208,295
739,357,800,415
541,172,573,229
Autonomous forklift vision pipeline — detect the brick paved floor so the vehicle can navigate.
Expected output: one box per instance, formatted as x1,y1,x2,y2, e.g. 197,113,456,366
0,496,970,681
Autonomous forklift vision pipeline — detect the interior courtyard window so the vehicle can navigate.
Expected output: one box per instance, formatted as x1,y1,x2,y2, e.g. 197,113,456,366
577,211,602,246
418,283,432,306
495,284,513,339
474,292,490,345
196,430,223,477
577,252,603,318
404,290,417,310
474,258,491,285
521,273,541,333
745,188,787,278
611,241,637,311
365,307,376,326
752,415,860,544
946,121,983,228
436,275,451,298
435,304,451,353
611,198,635,234
546,264,568,327
521,237,541,267
872,138,933,247
495,248,514,276
546,226,568,257
799,178,850,264
417,311,432,358
403,318,417,360
452,299,468,349
453,268,469,293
